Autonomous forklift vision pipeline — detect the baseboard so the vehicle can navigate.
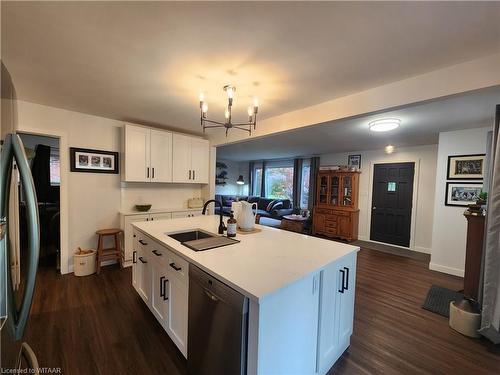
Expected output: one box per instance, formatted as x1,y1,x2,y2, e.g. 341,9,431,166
429,262,464,277
414,246,431,254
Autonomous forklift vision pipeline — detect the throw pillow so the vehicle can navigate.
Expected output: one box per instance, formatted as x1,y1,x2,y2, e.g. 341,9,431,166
266,200,276,212
271,201,283,211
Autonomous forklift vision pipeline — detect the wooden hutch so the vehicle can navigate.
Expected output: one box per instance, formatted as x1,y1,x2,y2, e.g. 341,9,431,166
313,170,360,241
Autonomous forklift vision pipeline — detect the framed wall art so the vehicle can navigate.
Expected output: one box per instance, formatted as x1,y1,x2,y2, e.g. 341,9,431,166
447,154,485,180
70,147,119,174
445,182,482,207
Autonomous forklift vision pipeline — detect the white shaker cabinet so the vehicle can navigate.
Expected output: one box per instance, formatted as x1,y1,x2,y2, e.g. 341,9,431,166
172,134,209,184
123,124,173,183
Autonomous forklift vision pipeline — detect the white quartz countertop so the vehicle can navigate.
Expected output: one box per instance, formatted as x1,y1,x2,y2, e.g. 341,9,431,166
120,207,203,215
133,215,359,302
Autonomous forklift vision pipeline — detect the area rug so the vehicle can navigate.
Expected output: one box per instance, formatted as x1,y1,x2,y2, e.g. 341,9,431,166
422,285,464,317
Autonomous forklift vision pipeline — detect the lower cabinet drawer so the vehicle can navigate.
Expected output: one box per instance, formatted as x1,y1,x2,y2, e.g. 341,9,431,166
325,220,337,228
325,227,338,236
315,208,332,215
332,210,350,217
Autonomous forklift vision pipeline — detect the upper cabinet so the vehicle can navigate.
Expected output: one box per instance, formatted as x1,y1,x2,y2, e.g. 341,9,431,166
172,134,209,184
123,124,209,184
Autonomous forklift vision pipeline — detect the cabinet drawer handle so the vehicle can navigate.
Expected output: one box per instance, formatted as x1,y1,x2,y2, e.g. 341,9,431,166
339,269,345,293
163,278,169,301
192,170,195,180
160,276,165,297
344,267,349,290
152,250,162,256
147,167,150,179
138,239,148,246
169,262,182,271
189,170,191,180
133,251,137,264
152,167,155,179
138,257,147,264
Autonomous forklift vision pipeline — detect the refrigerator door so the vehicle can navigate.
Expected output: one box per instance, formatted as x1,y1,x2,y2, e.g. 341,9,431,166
0,134,40,370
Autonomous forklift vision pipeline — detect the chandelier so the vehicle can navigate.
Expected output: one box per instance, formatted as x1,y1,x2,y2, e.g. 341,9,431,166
199,85,259,136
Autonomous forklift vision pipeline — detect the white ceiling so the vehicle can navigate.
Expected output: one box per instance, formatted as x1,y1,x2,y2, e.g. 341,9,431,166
2,2,500,134
216,86,500,161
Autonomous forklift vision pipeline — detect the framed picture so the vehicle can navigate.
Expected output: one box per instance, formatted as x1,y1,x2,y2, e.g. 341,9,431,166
70,147,119,174
348,154,361,169
445,182,482,207
447,154,485,180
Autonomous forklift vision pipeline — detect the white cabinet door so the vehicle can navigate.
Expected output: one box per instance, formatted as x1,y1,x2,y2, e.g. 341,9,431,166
137,248,151,305
124,124,150,182
149,212,172,222
172,133,192,183
132,232,139,293
165,275,188,357
124,214,149,264
190,138,209,183
151,262,168,324
150,129,173,183
337,254,356,347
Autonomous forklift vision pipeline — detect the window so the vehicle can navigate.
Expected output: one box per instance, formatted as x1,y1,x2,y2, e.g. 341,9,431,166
300,160,311,209
253,167,262,196
265,166,294,200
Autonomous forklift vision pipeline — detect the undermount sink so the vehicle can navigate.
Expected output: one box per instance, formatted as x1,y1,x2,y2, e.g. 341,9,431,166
168,230,215,243
167,229,240,252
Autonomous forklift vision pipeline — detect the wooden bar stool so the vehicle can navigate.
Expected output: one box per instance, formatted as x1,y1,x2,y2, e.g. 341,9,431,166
95,228,123,274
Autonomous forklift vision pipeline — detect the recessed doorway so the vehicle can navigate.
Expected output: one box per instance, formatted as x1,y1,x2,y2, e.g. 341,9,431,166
370,162,415,247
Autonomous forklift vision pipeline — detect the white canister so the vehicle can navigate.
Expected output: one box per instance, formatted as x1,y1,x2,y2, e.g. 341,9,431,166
74,249,97,276
231,201,242,222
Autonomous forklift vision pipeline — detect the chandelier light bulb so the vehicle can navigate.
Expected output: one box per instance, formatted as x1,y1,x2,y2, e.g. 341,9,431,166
253,97,259,108
247,106,254,117
202,103,208,114
226,86,234,99
224,108,230,119
199,92,205,102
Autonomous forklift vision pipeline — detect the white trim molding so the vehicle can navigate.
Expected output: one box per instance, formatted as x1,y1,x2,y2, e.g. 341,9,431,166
429,262,464,277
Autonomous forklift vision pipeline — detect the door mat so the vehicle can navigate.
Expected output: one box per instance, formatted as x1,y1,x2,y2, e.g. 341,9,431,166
422,285,464,317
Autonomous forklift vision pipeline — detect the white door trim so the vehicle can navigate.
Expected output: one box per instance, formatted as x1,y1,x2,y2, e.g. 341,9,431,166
366,158,421,251
16,128,70,274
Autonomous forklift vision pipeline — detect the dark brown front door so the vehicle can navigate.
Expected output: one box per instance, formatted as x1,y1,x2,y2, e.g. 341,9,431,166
370,162,415,247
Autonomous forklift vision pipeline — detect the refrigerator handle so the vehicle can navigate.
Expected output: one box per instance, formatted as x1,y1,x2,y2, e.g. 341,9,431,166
0,134,40,340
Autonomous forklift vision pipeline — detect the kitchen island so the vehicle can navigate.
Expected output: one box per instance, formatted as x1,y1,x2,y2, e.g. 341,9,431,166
132,215,359,375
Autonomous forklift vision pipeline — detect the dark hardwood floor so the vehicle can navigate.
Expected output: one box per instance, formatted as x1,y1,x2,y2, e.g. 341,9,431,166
24,248,500,375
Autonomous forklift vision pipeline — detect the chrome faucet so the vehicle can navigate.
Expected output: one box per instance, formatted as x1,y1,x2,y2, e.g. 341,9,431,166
202,199,226,235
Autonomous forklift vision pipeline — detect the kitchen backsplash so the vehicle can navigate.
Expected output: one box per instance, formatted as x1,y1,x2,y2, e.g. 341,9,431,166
120,183,204,211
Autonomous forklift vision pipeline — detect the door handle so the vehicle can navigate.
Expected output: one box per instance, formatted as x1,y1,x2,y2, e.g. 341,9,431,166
152,250,162,256
163,279,169,300
338,269,345,293
372,207,376,210
1,135,40,340
138,239,148,245
343,267,349,291
133,251,137,264
138,257,147,264
160,276,165,298
169,262,182,271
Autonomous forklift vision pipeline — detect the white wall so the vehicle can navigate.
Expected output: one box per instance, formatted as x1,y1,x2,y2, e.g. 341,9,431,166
321,144,438,253
430,127,492,276
15,100,203,273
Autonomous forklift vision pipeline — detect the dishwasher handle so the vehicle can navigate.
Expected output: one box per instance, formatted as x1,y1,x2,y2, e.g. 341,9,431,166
204,289,220,302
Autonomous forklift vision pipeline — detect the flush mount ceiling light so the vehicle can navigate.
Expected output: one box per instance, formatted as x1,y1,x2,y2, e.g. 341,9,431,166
369,118,401,132
385,144,395,154
199,85,259,137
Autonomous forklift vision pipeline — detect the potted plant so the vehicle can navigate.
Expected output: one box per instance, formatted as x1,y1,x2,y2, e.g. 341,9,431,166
477,191,488,206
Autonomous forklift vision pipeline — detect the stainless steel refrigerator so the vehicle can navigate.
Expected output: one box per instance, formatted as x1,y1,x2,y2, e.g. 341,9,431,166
1,62,41,372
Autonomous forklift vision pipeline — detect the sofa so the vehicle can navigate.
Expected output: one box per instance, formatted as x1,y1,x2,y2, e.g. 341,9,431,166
214,194,293,220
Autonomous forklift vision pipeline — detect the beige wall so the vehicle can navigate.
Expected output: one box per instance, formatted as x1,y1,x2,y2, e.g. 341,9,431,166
15,100,203,274
430,127,492,276
321,144,438,253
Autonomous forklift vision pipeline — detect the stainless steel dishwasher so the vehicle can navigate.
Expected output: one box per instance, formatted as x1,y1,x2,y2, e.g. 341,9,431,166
188,265,249,375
